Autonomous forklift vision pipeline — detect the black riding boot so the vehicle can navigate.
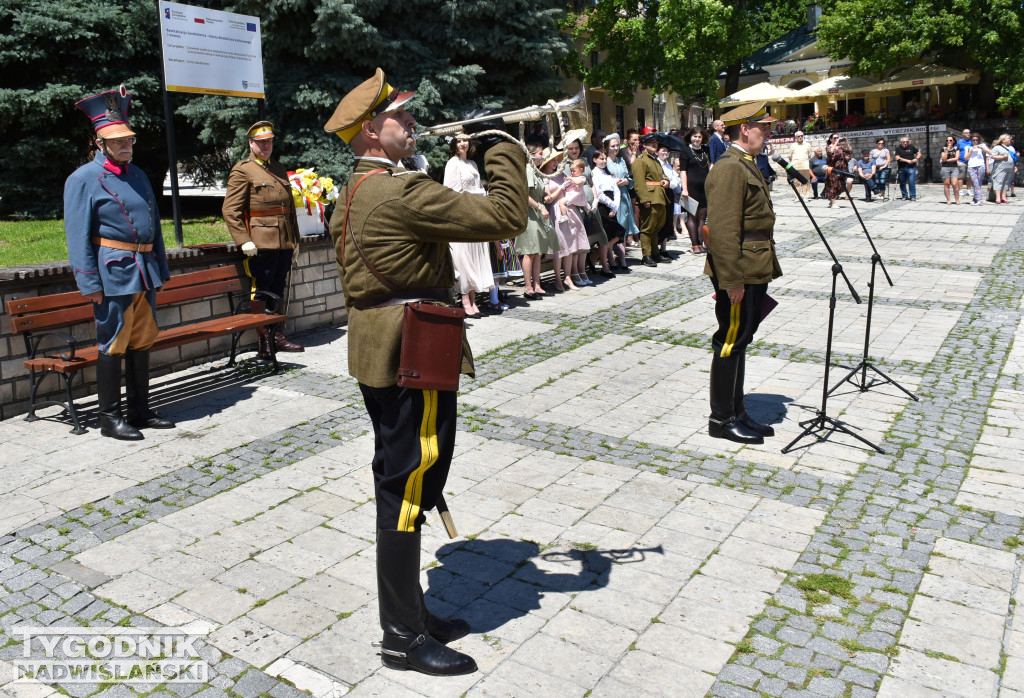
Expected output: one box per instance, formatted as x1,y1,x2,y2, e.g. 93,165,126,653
734,352,774,437
708,353,763,444
125,350,175,429
376,529,477,676
97,353,143,441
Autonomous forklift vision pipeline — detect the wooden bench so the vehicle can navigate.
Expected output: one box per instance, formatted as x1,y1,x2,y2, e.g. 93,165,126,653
6,265,286,434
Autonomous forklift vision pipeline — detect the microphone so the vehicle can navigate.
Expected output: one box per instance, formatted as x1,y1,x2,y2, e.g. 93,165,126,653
811,164,860,180
771,153,808,185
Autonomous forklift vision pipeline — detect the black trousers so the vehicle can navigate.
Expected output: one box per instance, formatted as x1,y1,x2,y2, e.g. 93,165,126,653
710,277,768,359
360,384,458,532
243,248,293,312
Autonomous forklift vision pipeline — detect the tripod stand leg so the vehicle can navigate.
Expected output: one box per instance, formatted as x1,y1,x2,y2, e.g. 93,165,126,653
782,413,885,454
782,416,826,453
823,415,885,453
828,361,867,395
860,363,919,401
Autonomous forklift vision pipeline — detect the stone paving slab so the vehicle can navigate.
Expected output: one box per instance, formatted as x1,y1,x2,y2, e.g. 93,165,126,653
642,292,961,363
2,185,1024,697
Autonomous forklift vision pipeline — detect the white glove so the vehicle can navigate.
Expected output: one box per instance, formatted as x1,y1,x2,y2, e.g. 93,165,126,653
241,241,258,257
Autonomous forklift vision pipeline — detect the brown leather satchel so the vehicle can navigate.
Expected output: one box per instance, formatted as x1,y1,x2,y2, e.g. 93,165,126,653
341,171,466,392
397,302,466,391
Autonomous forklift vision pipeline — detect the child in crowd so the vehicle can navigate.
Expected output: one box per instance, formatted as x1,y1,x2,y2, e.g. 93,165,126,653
557,159,588,222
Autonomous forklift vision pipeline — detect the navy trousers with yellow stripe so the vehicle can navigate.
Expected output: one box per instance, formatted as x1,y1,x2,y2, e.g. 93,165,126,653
360,384,458,533
710,277,767,421
710,277,767,360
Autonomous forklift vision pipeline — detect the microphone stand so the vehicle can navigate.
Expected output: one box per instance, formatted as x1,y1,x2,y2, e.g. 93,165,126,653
781,176,884,455
827,186,919,401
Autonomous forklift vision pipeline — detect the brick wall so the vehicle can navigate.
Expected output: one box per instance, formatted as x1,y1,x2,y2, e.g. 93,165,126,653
0,234,345,422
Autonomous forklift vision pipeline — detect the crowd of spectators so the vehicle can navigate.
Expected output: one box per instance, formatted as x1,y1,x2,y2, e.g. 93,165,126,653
421,120,1019,313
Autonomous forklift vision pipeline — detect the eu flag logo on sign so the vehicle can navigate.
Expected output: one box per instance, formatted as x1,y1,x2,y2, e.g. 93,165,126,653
246,22,257,32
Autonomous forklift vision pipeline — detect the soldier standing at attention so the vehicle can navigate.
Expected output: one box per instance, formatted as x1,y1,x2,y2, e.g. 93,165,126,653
222,121,304,357
704,102,782,445
64,86,174,440
324,69,528,676
631,130,670,267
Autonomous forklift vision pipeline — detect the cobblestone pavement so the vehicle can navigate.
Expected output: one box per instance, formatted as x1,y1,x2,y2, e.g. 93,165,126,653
2,184,1024,697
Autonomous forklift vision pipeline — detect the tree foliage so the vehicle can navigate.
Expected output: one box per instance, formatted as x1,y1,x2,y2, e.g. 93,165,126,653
564,0,806,106
0,0,573,219
815,0,1024,109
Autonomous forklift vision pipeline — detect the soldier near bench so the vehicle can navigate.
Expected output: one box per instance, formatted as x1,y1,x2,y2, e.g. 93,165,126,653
704,101,782,445
64,86,175,440
324,68,528,677
222,121,304,357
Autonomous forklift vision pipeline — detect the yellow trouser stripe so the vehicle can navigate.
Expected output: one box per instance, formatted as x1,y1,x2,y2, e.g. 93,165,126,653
397,390,439,532
721,303,741,358
243,257,257,300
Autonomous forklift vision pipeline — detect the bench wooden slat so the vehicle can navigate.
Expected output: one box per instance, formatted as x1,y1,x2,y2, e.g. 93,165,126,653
10,305,96,334
156,279,243,306
160,265,238,291
6,289,90,318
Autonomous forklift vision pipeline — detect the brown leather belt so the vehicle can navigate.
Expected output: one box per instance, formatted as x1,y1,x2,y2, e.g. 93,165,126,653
353,287,450,311
249,206,289,217
91,236,153,253
743,231,771,242
645,181,665,186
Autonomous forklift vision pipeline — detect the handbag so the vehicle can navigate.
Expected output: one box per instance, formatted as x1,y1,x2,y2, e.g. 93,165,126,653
341,171,466,392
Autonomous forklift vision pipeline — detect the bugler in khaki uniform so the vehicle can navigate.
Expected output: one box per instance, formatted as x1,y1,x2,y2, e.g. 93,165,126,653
222,121,304,356
704,102,783,445
324,68,527,677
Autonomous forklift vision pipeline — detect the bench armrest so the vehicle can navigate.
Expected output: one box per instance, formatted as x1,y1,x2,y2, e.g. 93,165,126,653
28,331,77,361
232,290,282,315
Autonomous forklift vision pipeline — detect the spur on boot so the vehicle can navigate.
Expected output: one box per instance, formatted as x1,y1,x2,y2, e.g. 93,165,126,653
380,632,477,676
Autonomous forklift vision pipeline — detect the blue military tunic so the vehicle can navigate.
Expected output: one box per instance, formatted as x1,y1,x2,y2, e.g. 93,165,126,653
64,151,171,353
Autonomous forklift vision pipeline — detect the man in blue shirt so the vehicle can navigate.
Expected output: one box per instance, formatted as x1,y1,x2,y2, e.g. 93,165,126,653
957,127,972,186
65,87,174,440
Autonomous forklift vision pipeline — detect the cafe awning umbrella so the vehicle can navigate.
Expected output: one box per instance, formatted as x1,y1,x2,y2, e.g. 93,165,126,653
720,82,800,106
794,75,877,98
868,64,979,92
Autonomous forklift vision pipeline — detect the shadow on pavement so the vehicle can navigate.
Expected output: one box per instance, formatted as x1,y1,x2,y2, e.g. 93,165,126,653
745,392,793,425
426,539,664,633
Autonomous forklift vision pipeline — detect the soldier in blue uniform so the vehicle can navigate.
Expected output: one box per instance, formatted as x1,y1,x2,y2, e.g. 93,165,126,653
64,86,174,440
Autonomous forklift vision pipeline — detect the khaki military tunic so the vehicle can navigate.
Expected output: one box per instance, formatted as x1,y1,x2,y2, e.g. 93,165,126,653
704,147,783,289
223,157,300,250
631,151,669,207
331,143,528,388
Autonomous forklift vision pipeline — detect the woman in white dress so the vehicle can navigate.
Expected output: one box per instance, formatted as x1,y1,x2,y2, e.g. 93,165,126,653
443,137,494,317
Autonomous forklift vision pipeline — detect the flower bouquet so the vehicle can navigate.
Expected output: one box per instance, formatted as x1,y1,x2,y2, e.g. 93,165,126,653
288,168,339,235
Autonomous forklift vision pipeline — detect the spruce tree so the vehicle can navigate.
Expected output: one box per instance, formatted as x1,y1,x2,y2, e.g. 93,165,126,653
0,0,573,219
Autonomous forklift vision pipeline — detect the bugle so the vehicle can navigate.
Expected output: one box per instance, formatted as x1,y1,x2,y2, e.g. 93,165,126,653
416,86,588,139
